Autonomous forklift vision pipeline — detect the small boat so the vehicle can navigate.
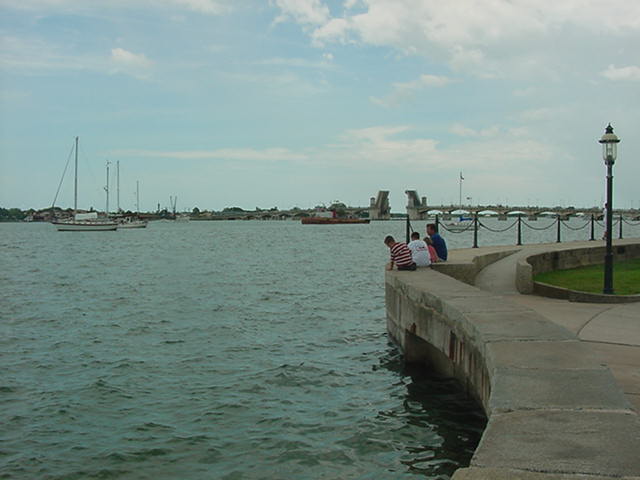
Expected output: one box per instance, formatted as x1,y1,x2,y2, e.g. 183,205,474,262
301,217,370,224
444,216,473,232
117,181,148,229
117,217,147,229
51,137,118,232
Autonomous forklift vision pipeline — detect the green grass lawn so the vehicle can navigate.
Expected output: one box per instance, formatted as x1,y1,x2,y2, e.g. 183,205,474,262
534,258,640,295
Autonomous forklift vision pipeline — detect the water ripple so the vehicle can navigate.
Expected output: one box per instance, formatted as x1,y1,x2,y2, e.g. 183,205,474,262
0,221,490,479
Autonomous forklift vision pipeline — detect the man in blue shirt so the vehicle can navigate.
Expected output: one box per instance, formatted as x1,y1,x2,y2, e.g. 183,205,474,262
426,223,447,261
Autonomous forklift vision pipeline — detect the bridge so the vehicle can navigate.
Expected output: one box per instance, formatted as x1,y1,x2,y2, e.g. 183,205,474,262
403,190,639,220
185,190,638,221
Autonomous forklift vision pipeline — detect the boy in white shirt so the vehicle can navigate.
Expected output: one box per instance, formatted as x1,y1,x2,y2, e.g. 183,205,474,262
407,232,431,267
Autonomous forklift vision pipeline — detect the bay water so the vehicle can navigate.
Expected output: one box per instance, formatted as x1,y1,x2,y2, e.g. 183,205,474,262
3,217,636,479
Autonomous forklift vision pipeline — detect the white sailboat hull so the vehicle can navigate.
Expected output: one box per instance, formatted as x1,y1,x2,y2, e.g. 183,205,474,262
52,220,118,231
118,220,148,229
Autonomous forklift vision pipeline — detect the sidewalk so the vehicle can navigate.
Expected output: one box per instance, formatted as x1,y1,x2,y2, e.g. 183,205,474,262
464,240,640,412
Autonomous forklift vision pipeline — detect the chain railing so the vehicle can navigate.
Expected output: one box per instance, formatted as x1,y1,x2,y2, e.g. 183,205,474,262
407,213,640,248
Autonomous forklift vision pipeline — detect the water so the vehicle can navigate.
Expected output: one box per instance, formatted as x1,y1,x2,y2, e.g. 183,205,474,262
2,217,637,479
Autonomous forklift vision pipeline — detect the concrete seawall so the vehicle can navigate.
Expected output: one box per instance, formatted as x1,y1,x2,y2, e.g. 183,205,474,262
385,240,640,479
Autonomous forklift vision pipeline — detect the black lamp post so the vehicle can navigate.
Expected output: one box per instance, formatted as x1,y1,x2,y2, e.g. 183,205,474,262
599,123,620,294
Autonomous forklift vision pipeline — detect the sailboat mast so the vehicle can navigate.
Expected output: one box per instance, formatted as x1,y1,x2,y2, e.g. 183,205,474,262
117,161,120,213
136,180,140,214
74,136,78,214
459,172,463,208
105,160,110,215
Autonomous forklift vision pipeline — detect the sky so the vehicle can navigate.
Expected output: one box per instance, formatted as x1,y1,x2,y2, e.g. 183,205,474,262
1,0,639,213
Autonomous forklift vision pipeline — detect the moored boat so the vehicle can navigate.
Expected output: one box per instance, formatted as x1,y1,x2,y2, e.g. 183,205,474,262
51,137,118,232
117,217,148,229
301,217,370,224
53,213,118,231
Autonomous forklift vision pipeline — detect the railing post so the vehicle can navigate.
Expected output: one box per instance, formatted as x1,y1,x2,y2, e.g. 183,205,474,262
435,214,439,233
556,216,561,243
473,213,478,248
590,214,595,241
619,214,623,239
517,214,522,246
406,214,410,243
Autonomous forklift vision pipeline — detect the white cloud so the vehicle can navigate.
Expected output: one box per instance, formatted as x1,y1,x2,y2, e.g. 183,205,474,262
328,125,442,169
312,18,351,45
450,124,499,138
0,0,230,14
117,124,552,181
601,64,640,81
371,73,453,107
513,87,536,97
0,36,155,80
110,48,154,79
223,70,328,96
518,107,565,122
271,0,330,26
111,48,153,68
113,147,307,162
343,125,412,143
171,0,227,14
273,0,640,78
256,56,334,69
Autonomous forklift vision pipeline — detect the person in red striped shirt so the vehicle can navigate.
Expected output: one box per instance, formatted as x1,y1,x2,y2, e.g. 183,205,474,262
384,235,417,271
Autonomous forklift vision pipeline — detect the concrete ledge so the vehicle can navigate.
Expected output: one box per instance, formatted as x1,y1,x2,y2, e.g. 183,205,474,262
432,248,520,285
453,467,640,480
515,242,640,300
385,264,640,478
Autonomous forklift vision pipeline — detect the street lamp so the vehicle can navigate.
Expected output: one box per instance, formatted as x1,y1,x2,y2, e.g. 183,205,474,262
599,123,620,294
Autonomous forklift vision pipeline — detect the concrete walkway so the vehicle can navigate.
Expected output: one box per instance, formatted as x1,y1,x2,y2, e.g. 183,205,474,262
468,240,640,412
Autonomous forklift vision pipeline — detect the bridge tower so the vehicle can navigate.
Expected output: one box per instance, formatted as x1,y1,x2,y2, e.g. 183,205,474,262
405,190,427,220
369,191,390,220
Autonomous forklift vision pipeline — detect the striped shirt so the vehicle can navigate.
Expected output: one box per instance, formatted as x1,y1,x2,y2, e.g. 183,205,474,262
390,242,414,267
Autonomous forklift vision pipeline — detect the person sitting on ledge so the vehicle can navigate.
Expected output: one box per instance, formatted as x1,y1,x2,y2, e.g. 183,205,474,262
384,235,417,271
426,223,447,261
407,231,431,267
423,236,439,264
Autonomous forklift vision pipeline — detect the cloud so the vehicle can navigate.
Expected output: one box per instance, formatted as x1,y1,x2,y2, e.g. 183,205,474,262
222,70,328,96
450,124,499,138
0,36,65,71
326,125,443,169
171,0,228,14
271,0,330,26
0,0,230,14
601,64,640,81
0,37,155,80
517,107,565,122
110,48,154,79
112,147,307,162
256,56,334,69
115,124,552,180
272,0,640,78
513,87,536,97
371,73,453,107
111,48,153,68
311,18,351,45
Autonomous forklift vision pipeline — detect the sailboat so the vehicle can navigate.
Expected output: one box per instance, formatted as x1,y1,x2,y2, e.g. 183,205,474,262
117,172,148,229
51,137,118,231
